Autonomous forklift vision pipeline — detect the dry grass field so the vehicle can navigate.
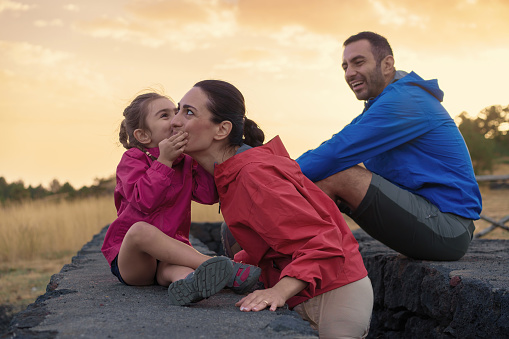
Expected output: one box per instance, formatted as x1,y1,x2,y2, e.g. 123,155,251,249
0,196,118,312
472,162,509,239
0,197,224,314
1,163,508,315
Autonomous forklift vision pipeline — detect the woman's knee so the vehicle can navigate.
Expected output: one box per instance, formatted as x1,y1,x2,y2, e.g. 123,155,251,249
299,278,373,338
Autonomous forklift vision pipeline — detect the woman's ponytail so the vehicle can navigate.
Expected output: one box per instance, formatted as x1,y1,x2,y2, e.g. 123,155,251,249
243,118,264,147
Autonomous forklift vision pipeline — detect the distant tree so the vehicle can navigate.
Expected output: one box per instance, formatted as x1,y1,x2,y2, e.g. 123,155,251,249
8,180,30,202
58,182,77,199
477,105,509,140
458,112,496,173
0,177,7,202
58,182,75,194
457,104,509,173
78,185,92,197
94,176,116,195
28,184,51,200
49,179,61,193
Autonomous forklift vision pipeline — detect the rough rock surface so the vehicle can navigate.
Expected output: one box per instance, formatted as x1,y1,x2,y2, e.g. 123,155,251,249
355,230,509,338
2,225,318,339
3,223,509,338
190,222,225,256
193,223,509,338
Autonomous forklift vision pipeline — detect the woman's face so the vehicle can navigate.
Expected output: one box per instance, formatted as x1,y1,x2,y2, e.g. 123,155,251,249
172,87,219,154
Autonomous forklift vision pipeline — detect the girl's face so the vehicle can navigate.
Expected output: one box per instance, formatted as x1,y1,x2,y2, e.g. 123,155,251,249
172,87,219,154
143,97,177,147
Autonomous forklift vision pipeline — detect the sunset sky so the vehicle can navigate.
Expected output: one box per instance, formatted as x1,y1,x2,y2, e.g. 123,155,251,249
1,0,508,189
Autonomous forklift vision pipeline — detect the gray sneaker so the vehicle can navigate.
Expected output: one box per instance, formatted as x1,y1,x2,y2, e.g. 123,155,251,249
226,261,262,295
167,256,234,306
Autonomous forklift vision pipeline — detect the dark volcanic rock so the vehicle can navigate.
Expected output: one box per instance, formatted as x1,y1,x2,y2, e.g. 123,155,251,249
3,225,317,339
353,229,509,339
4,223,508,338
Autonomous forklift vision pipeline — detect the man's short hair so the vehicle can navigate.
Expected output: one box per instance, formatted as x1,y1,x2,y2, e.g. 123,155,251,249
344,31,393,65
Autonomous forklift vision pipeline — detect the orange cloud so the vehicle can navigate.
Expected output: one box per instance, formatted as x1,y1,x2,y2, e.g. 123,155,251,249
125,0,213,23
0,40,110,96
235,0,362,36
233,0,509,51
34,19,64,27
76,0,237,49
0,0,35,13
0,40,71,66
63,4,79,12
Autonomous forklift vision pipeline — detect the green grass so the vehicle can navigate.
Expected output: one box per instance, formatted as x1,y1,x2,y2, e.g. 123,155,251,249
0,258,71,311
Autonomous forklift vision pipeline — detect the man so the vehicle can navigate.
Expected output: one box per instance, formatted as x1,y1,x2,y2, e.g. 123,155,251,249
296,31,482,261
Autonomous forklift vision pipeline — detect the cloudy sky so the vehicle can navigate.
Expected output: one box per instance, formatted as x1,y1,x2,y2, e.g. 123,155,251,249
1,0,508,188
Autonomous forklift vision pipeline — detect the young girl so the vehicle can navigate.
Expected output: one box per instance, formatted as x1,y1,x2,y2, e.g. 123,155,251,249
101,92,260,306
171,81,373,337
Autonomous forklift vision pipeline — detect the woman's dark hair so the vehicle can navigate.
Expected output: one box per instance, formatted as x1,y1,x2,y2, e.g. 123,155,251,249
193,80,265,147
343,31,393,65
119,92,168,150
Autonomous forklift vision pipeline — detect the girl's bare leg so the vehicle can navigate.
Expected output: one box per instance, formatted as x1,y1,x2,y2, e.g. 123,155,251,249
118,221,211,286
156,263,194,286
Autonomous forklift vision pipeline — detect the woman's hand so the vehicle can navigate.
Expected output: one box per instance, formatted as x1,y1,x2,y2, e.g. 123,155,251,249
235,287,286,312
157,132,188,167
235,276,308,312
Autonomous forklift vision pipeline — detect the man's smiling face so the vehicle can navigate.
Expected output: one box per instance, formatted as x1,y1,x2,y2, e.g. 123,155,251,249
342,39,387,101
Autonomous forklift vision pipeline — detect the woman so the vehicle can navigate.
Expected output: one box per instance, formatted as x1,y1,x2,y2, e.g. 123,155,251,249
171,80,373,338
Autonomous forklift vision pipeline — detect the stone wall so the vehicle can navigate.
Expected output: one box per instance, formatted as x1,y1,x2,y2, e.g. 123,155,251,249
356,230,509,338
190,222,225,256
3,225,318,339
190,222,509,338
3,223,508,338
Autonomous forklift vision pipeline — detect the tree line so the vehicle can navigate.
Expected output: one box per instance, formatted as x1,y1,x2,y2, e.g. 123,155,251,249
0,176,115,204
1,104,507,203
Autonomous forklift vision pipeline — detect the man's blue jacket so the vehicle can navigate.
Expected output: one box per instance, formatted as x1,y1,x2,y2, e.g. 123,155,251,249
296,71,482,220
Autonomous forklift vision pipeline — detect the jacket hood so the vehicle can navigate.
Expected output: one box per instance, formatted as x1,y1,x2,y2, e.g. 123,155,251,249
214,136,289,186
402,71,444,102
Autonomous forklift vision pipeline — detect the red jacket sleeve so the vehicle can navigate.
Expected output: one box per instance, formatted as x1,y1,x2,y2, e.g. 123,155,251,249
233,165,347,295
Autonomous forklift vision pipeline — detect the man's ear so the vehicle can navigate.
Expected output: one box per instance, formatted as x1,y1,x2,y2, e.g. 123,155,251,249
382,55,395,76
133,128,151,145
214,121,233,141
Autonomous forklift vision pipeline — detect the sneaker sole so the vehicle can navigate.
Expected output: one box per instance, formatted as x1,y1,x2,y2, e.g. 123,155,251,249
168,257,234,306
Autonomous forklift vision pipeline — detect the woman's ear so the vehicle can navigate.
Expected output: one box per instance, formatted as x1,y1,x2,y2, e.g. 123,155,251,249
214,121,233,141
133,128,151,145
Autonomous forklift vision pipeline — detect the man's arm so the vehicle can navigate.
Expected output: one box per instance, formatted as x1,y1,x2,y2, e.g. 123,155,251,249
296,93,432,182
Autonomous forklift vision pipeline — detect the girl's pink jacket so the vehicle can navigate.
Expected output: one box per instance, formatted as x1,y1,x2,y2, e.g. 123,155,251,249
214,136,367,309
101,147,218,265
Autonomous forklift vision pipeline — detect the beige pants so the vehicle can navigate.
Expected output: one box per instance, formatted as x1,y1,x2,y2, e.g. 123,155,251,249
293,276,373,339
